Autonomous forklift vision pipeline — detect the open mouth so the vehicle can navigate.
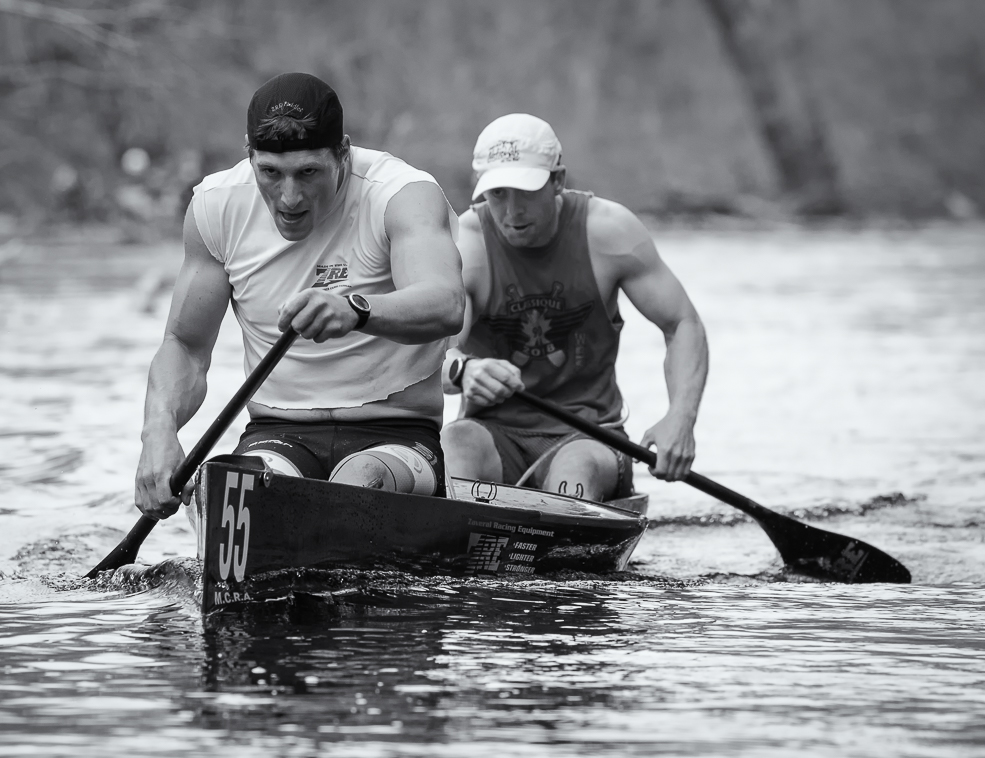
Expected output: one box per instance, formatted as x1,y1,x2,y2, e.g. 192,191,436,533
278,210,308,225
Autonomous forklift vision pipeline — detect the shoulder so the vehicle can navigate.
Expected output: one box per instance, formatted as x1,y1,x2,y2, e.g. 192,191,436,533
458,207,484,244
191,158,257,222
194,158,255,197
351,146,433,187
182,201,228,273
455,207,488,264
385,180,455,230
349,145,392,179
452,207,490,308
190,158,257,263
585,196,652,255
350,146,456,235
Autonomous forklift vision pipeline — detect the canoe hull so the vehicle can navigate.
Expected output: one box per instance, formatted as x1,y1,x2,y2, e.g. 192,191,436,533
195,458,648,615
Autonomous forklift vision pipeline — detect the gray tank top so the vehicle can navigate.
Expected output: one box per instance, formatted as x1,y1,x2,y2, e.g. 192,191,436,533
463,190,624,433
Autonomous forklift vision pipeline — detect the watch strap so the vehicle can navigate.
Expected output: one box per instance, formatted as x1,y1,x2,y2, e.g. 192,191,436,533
346,294,370,330
450,356,472,389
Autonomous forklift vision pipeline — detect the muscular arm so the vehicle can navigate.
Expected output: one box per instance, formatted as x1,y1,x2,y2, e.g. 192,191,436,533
376,181,465,343
135,203,231,518
278,181,464,345
590,200,709,479
442,209,483,391
442,209,523,404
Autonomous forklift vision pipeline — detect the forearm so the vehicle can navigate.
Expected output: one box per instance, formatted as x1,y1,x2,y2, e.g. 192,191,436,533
141,335,211,443
663,316,709,423
362,281,465,345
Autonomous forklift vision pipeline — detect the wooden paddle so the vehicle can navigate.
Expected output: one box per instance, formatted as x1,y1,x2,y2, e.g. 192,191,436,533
84,328,299,579
513,389,911,584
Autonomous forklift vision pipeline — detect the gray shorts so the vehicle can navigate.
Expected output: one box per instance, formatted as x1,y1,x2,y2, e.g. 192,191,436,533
465,418,634,500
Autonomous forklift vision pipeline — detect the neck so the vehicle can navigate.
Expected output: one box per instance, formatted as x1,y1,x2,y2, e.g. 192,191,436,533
336,152,349,191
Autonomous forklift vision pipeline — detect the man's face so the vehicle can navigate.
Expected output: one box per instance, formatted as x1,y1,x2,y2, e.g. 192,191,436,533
251,147,345,241
483,179,560,248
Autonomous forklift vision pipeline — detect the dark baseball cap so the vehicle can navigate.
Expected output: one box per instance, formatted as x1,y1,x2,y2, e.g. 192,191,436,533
247,73,344,153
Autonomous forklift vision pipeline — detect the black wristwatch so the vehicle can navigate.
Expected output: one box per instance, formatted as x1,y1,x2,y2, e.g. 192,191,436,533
346,293,371,330
448,356,473,389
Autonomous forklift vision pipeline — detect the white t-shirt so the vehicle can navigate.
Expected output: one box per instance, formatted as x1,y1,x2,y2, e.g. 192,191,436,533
191,146,458,412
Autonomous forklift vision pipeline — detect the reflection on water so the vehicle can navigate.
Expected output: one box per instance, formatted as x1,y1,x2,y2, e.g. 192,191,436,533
1,226,984,756
2,579,984,756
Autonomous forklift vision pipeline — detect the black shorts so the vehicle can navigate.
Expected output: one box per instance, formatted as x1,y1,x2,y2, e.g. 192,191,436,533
233,417,445,497
467,419,634,500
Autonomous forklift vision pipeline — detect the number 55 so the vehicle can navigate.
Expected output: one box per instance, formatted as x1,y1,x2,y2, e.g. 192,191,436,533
218,472,253,582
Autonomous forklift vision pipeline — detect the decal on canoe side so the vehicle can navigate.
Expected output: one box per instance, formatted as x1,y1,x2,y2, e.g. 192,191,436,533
464,532,542,575
466,533,509,573
218,471,253,583
211,584,253,607
466,518,556,539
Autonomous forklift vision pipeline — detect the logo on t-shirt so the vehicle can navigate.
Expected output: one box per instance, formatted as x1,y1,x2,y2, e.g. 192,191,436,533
312,263,348,291
481,282,593,368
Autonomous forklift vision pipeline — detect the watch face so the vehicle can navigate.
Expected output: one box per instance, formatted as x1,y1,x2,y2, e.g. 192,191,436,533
349,293,370,313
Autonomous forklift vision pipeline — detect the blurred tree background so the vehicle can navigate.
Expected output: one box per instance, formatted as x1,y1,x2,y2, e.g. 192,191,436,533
1,0,983,236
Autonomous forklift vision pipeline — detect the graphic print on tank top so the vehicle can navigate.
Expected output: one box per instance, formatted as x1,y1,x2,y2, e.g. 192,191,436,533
312,262,349,291
480,281,594,369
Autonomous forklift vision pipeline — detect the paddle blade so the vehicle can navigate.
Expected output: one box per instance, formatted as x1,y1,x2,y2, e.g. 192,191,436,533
757,514,911,584
84,515,157,579
685,473,911,584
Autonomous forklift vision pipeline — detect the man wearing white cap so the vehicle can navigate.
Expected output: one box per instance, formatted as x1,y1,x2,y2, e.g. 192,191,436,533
442,114,708,502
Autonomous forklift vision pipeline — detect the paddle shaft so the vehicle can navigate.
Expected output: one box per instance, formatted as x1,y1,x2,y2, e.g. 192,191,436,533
515,390,772,518
85,328,298,578
169,328,298,490
512,390,772,522
514,390,844,536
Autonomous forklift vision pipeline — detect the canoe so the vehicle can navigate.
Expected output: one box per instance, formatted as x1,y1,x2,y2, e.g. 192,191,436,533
193,455,649,615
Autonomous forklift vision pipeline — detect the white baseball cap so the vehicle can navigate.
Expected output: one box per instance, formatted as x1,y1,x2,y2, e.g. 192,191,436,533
471,114,562,201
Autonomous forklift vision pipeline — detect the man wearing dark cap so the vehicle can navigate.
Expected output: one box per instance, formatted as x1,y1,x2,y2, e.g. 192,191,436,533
442,114,708,502
135,73,465,520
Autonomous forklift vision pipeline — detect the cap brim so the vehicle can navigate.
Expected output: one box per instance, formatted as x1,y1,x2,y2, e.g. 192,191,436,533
472,167,551,201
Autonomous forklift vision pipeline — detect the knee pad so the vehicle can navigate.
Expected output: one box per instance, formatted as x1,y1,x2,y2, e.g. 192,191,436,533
330,444,437,496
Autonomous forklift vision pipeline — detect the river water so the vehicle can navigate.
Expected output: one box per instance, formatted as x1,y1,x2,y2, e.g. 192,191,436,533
0,224,982,756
